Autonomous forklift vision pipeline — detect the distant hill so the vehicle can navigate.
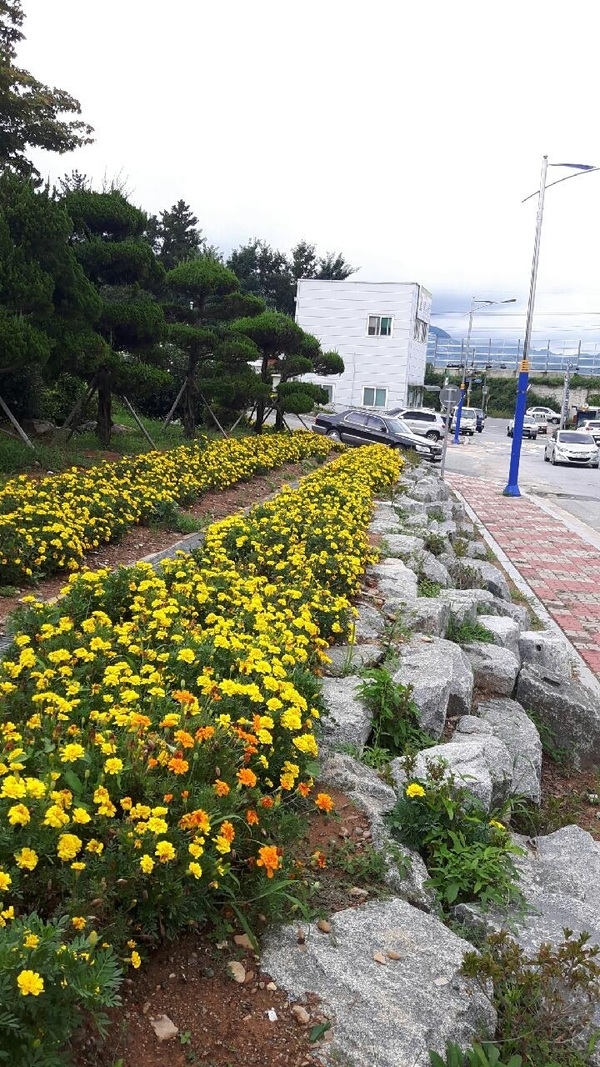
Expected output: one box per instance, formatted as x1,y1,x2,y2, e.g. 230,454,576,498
428,326,453,340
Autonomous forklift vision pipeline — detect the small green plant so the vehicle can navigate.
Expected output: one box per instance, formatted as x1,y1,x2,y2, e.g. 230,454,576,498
418,573,442,598
461,929,600,1066
450,561,487,590
452,536,470,558
424,531,447,557
524,708,572,767
428,506,446,521
358,668,435,757
430,1041,522,1067
446,619,496,645
332,839,388,886
387,763,524,911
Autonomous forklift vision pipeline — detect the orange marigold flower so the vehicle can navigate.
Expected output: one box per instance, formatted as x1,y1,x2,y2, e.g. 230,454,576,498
179,809,211,833
315,792,335,812
181,790,189,799
195,726,215,742
172,689,197,705
163,794,173,804
167,756,189,775
256,845,282,879
237,767,257,788
297,782,312,798
260,796,274,809
147,757,158,769
174,730,194,749
246,809,259,826
220,820,235,842
311,850,327,869
213,779,230,797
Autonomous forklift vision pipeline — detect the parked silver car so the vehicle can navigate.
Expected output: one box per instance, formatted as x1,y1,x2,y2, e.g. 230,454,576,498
507,415,538,440
386,408,446,442
544,430,600,468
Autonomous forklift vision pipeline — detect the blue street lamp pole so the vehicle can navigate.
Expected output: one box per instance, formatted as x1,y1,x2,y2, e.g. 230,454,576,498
504,157,599,496
453,298,516,444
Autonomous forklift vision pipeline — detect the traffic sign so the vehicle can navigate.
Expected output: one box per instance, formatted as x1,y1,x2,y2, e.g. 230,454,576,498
440,386,462,407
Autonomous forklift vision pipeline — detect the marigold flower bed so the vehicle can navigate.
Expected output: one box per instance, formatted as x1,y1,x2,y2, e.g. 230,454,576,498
0,432,333,585
0,444,401,1064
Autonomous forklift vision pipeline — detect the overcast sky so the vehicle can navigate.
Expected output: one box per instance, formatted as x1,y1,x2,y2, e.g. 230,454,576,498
20,0,600,343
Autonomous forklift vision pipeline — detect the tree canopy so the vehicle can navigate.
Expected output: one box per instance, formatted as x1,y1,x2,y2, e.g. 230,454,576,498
227,238,357,315
0,1,94,179
146,200,210,270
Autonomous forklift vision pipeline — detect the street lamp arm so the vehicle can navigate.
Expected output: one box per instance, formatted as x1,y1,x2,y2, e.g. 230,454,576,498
522,166,600,204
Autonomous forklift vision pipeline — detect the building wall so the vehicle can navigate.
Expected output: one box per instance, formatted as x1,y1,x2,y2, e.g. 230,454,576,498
295,279,431,411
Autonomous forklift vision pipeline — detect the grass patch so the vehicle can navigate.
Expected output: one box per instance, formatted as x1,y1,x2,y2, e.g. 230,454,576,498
446,619,496,645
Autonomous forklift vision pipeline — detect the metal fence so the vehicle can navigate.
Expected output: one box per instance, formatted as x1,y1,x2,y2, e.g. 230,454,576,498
428,336,600,376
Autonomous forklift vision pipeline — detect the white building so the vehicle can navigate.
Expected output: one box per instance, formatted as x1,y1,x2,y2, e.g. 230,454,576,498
295,279,432,411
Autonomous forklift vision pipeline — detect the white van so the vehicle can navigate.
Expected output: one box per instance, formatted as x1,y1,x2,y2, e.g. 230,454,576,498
450,407,478,436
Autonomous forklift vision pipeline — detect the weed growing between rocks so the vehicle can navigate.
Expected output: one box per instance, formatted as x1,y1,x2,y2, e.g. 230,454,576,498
424,531,447,557
430,1041,523,1066
417,572,443,598
446,619,496,645
450,561,487,590
357,667,436,758
387,762,524,911
460,929,600,1067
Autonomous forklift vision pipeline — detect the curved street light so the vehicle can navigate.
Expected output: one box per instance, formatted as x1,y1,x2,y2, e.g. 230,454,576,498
452,297,517,444
503,157,599,496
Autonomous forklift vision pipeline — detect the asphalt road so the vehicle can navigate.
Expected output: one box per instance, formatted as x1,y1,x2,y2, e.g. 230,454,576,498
442,417,600,535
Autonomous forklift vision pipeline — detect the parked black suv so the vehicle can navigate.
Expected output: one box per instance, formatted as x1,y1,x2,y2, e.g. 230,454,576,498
312,409,442,461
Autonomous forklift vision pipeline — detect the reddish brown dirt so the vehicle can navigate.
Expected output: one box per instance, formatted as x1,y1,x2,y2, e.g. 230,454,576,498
73,789,377,1067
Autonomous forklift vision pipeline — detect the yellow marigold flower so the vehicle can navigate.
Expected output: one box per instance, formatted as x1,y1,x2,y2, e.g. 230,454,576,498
86,839,104,855
155,840,176,863
256,845,282,879
15,848,38,871
24,933,40,949
24,777,46,798
405,783,426,799
237,767,257,788
0,775,26,799
72,807,92,824
315,792,335,813
17,970,44,997
160,714,180,728
130,951,141,969
177,648,195,664
188,862,203,879
71,861,86,871
60,743,86,763
214,835,231,855
280,709,302,731
71,916,86,931
292,733,318,757
489,819,505,831
139,854,155,874
104,757,123,775
43,804,70,828
57,833,83,862
8,803,30,826
188,843,204,859
0,870,12,892
147,817,168,835
173,730,194,749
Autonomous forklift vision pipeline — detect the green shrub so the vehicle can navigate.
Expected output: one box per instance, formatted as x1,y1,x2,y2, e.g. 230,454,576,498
461,929,600,1066
424,531,447,557
446,619,496,645
387,762,523,910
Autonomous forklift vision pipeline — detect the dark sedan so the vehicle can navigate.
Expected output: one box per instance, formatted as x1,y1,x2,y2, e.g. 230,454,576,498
313,409,442,461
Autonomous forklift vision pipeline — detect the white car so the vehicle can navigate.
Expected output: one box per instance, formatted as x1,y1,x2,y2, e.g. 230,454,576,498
450,407,477,435
579,419,600,445
544,430,600,468
507,415,538,440
526,406,560,425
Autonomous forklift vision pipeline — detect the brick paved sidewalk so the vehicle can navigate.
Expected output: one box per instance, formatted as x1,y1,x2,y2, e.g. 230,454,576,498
446,473,600,680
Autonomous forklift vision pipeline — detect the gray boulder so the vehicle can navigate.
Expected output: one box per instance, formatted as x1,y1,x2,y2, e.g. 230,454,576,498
354,601,387,641
261,900,495,1067
382,533,426,560
397,497,427,516
466,540,488,559
320,751,397,814
370,558,419,604
476,697,543,803
324,643,384,677
405,598,451,638
518,630,573,680
419,552,452,588
410,477,449,503
430,518,458,538
413,735,513,810
393,637,474,737
464,642,520,696
516,664,600,769
460,560,511,601
477,614,521,658
320,676,372,752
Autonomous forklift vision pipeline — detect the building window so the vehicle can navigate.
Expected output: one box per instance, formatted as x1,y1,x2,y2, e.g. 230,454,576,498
367,315,393,337
363,386,387,408
414,318,428,343
318,383,334,404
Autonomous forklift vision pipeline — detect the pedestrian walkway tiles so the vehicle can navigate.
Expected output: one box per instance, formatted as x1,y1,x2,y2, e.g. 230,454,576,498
446,473,600,679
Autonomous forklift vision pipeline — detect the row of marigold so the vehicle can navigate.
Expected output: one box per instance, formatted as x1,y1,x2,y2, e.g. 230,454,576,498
0,432,334,585
0,441,402,1064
